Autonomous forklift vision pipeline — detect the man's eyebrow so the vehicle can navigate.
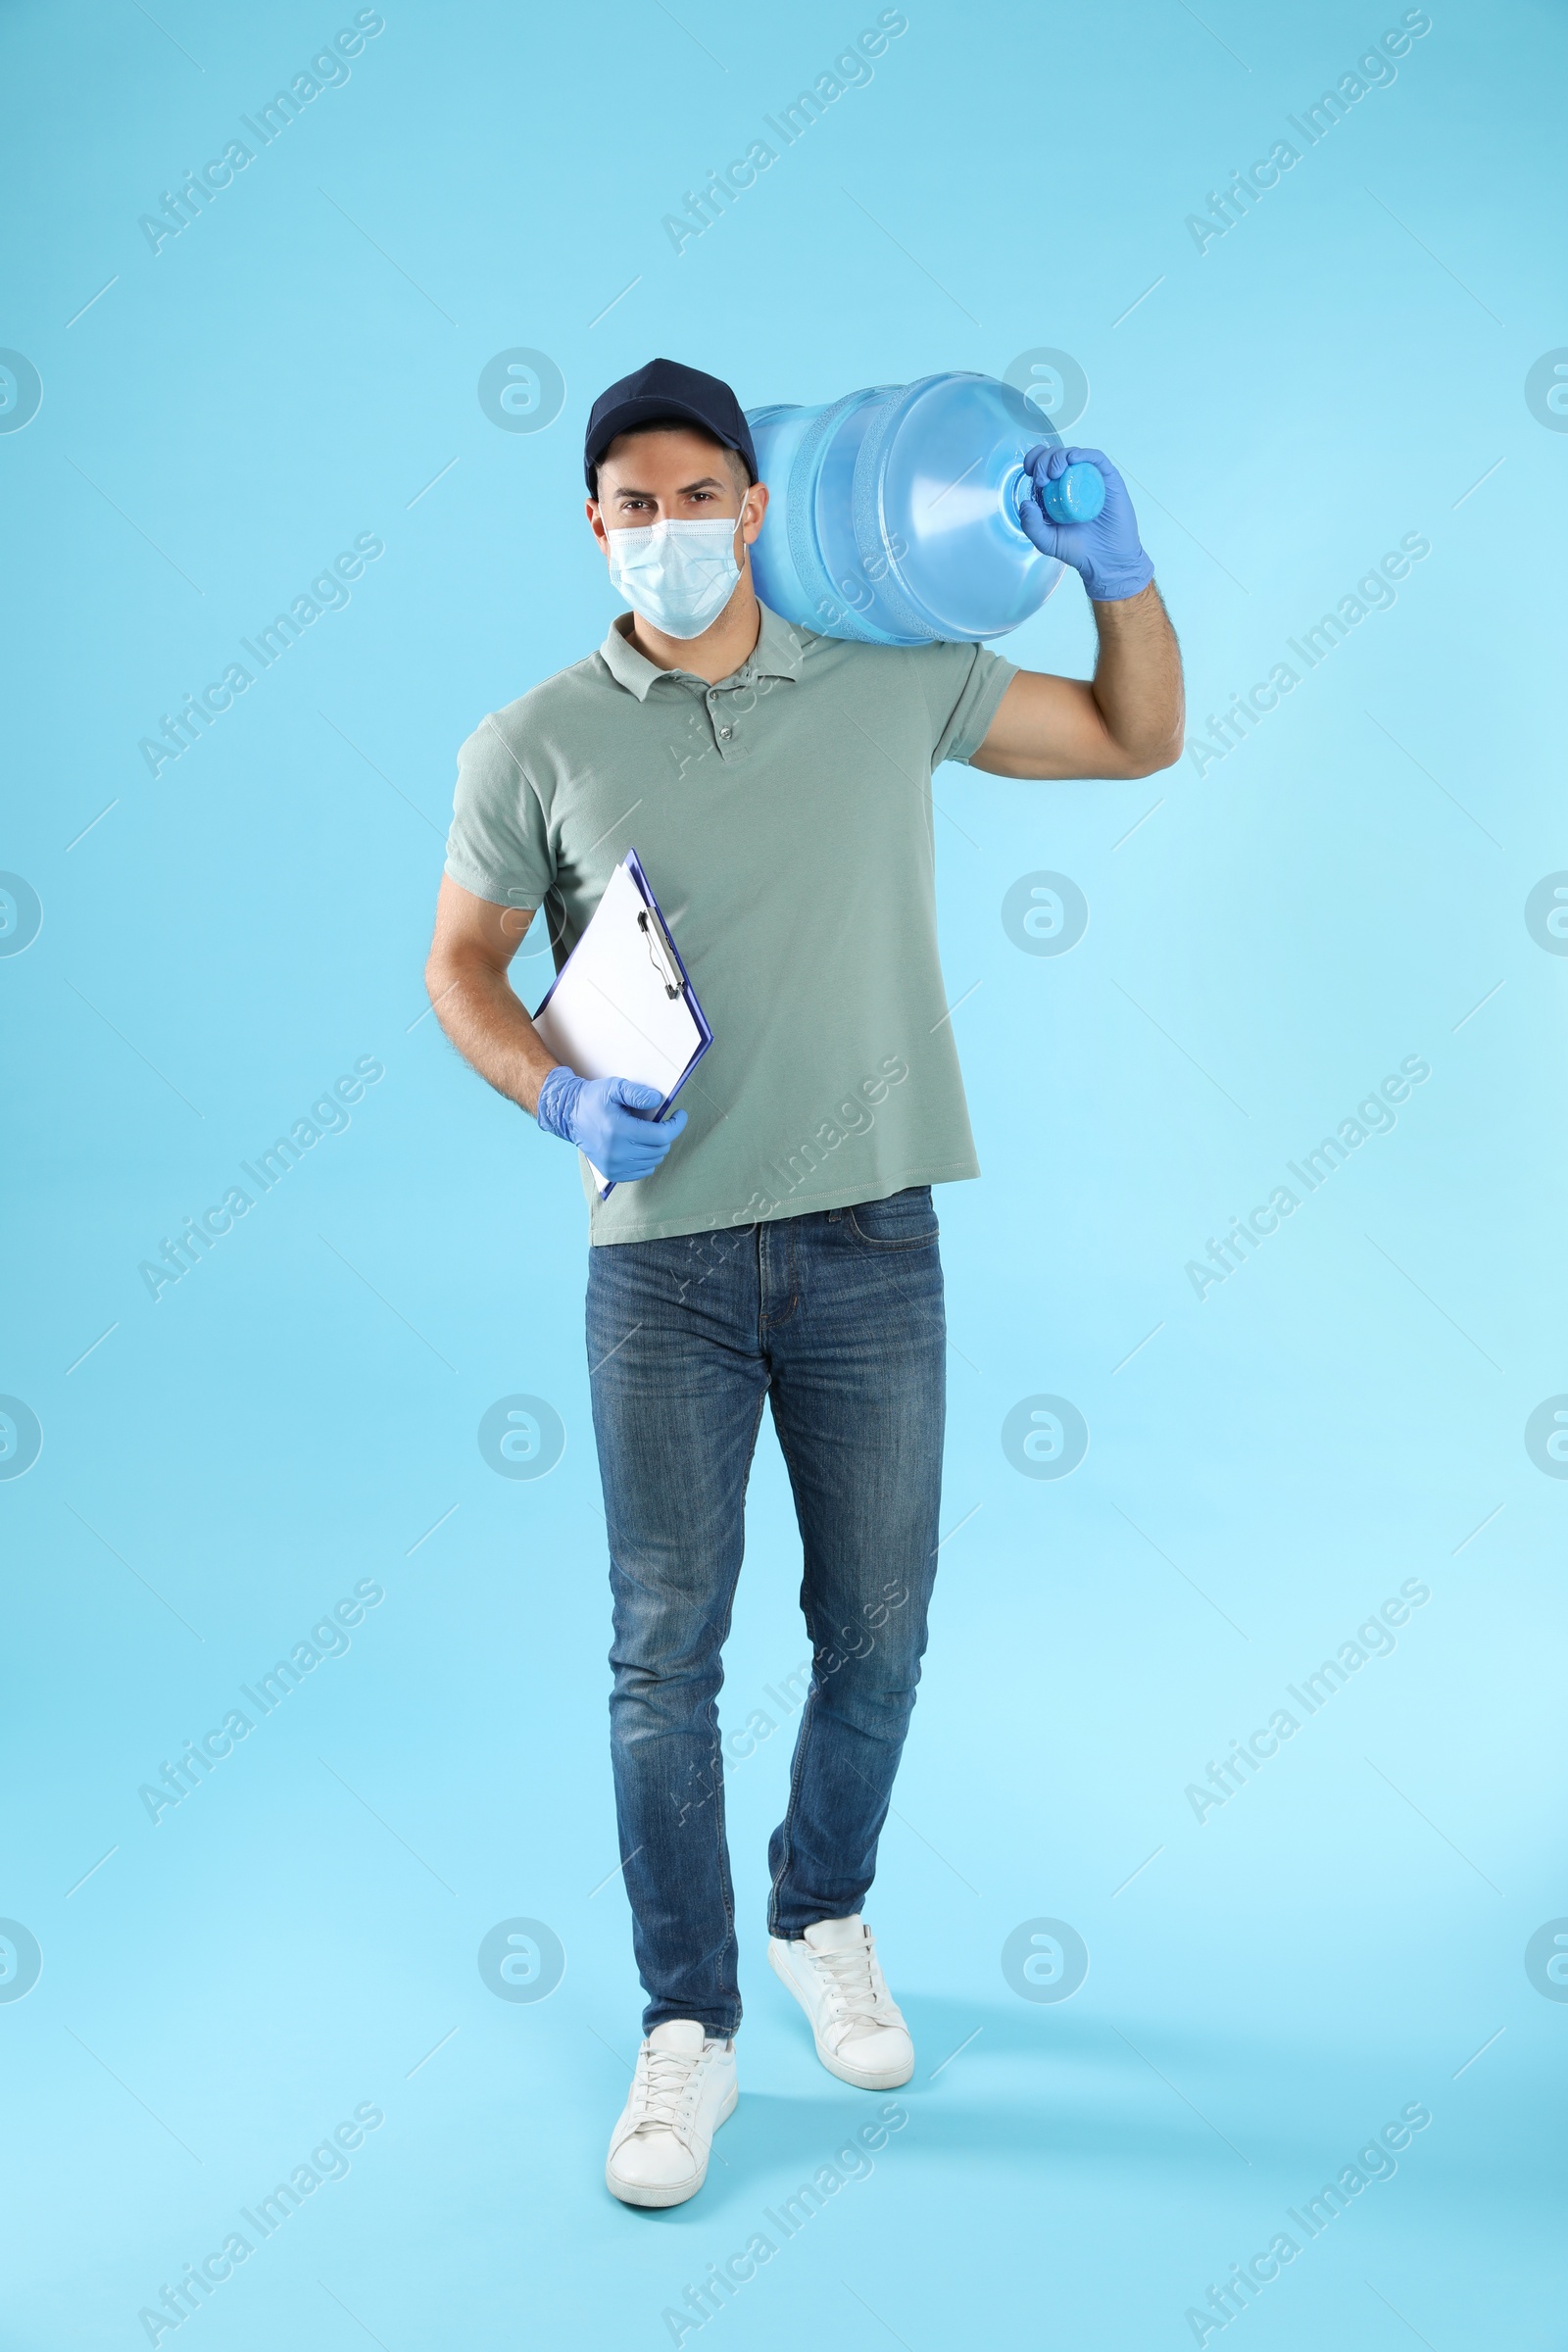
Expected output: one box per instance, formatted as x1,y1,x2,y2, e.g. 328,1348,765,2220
609,474,727,497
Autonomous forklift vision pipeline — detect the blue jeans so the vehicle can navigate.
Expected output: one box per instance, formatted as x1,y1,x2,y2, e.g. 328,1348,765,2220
585,1189,946,2037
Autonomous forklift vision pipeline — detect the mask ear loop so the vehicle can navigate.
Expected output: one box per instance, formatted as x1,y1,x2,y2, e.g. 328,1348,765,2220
736,469,765,570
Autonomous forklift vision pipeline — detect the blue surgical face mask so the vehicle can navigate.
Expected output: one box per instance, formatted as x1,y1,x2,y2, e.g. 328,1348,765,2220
605,514,743,639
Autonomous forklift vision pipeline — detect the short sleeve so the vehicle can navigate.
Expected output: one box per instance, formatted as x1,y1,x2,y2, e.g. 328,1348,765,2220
915,641,1018,768
443,710,556,911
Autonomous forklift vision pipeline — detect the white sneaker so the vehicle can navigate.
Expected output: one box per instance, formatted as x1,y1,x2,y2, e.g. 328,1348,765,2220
767,1915,914,2089
604,2019,737,2209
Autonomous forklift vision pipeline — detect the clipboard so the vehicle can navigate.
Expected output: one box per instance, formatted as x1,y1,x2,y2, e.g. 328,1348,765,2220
531,849,712,1200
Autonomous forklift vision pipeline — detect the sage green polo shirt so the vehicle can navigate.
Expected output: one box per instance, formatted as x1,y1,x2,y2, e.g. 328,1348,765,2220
444,602,1015,1245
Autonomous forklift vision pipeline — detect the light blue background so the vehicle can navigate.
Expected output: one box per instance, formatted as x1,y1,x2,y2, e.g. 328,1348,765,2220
3,1,1564,2344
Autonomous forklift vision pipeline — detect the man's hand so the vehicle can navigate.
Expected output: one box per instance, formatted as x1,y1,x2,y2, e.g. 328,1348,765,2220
967,438,1180,781
1017,444,1154,605
535,1069,686,1183
423,882,689,1183
972,471,1183,784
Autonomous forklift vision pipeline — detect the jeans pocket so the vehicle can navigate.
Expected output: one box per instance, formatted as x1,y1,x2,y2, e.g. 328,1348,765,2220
845,1186,940,1251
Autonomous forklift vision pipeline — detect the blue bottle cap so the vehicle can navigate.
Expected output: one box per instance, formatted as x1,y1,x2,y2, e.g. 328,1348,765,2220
1042,462,1105,525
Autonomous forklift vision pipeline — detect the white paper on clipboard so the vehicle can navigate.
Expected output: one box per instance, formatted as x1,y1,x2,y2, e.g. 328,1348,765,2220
531,856,709,1199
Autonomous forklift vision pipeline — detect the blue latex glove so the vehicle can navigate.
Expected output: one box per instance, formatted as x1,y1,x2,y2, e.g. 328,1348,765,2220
535,1067,686,1183
1017,443,1154,603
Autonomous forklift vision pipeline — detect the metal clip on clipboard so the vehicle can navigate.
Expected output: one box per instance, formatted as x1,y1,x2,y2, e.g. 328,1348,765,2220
530,849,713,1201
637,905,682,999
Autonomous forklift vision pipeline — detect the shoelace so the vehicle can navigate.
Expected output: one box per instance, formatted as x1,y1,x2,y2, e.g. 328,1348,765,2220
632,2042,705,2135
808,1937,888,2026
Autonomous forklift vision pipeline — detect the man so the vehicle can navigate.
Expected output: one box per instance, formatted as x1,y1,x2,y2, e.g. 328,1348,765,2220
426,358,1182,2208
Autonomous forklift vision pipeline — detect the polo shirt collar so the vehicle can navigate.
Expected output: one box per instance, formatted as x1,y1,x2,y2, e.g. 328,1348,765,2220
749,603,808,682
599,602,807,703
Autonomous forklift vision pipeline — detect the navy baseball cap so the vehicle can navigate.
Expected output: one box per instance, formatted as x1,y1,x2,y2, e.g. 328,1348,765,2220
584,357,758,494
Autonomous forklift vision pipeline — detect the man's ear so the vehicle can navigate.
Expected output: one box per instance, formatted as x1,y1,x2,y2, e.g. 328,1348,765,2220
741,480,768,545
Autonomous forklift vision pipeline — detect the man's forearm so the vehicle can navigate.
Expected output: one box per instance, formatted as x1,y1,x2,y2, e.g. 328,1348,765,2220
1090,581,1184,768
428,957,560,1116
970,578,1185,780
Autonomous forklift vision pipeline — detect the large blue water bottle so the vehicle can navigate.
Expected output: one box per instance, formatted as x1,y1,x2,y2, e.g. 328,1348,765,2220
744,371,1104,647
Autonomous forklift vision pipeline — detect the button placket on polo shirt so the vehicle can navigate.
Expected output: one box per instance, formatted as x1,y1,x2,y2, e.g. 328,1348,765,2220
708,673,760,762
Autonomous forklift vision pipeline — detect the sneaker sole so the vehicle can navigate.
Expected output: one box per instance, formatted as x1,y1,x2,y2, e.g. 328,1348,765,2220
605,2081,737,2209
766,1941,915,2090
